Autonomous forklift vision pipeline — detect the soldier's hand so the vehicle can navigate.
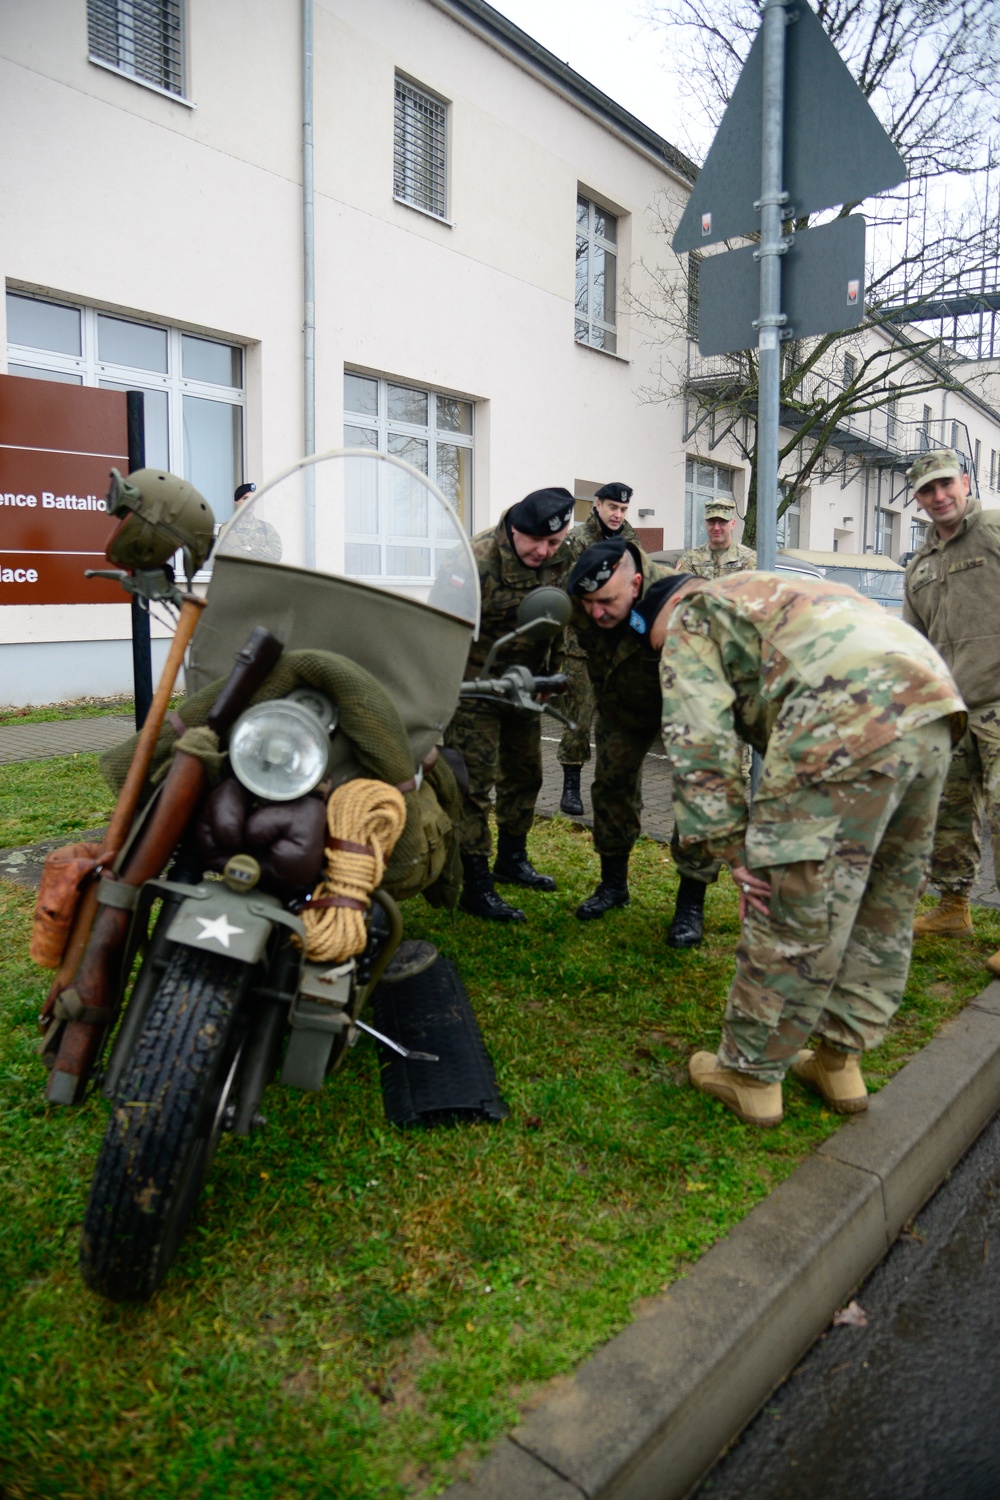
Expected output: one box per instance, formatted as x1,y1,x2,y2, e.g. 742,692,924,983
731,864,771,920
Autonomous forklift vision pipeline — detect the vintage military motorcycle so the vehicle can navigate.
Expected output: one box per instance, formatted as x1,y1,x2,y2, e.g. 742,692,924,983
32,450,569,1303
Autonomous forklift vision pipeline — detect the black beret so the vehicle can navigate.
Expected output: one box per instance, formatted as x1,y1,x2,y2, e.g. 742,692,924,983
508,487,576,537
595,481,633,504
567,536,641,596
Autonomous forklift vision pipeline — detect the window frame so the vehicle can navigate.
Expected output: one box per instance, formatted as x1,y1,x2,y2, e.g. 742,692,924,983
393,74,450,223
683,455,736,548
86,0,191,104
575,193,619,355
343,370,474,579
6,290,246,534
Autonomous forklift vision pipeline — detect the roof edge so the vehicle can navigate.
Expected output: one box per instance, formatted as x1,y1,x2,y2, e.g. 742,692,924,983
424,0,698,187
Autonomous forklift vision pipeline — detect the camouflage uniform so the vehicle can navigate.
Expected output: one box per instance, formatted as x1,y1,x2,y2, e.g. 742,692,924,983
659,572,965,1081
677,536,757,781
904,497,1000,896
558,510,639,768
444,512,571,855
224,511,283,561
677,538,757,579
571,551,719,884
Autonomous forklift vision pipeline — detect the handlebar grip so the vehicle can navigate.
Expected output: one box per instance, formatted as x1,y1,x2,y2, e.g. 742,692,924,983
531,674,568,695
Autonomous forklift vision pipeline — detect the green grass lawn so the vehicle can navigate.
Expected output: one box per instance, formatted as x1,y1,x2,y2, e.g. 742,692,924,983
2,770,998,1500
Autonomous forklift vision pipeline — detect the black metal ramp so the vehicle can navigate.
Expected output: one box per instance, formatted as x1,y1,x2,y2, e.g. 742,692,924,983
371,957,508,1127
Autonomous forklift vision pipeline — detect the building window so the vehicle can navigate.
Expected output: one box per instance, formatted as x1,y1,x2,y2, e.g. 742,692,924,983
87,0,185,98
885,384,898,443
343,371,473,578
842,353,857,387
921,404,933,451
974,438,982,486
684,457,734,547
776,493,801,550
910,517,929,551
991,449,998,491
686,254,701,340
874,506,895,558
6,291,245,525
393,76,447,220
575,195,617,354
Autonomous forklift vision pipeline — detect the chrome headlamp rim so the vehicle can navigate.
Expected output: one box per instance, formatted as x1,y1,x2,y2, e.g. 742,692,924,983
228,699,330,802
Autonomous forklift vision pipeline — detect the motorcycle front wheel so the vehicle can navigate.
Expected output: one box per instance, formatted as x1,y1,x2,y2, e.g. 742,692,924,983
80,944,248,1302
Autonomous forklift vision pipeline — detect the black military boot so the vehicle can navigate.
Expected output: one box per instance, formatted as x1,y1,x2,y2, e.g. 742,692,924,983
576,854,630,920
560,765,584,817
667,876,707,948
459,853,526,922
493,829,557,891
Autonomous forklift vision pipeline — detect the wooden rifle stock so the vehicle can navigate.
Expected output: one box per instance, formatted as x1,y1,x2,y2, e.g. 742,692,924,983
45,626,284,1104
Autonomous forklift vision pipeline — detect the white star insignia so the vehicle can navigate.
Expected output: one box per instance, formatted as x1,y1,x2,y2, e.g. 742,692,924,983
194,913,245,949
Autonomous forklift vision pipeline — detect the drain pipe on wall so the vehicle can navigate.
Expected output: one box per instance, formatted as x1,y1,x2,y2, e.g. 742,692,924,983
302,0,316,563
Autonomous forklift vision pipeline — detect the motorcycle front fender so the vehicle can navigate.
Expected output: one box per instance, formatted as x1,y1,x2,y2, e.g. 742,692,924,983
165,884,289,966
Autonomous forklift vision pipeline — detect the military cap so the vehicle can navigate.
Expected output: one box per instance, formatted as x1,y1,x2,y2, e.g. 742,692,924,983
566,535,641,595
595,481,633,504
906,448,963,491
234,481,256,503
704,495,736,519
508,487,576,537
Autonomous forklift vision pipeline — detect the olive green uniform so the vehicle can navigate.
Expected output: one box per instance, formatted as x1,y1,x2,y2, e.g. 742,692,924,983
660,572,964,1080
570,551,719,884
444,512,571,855
904,499,1000,897
558,510,639,768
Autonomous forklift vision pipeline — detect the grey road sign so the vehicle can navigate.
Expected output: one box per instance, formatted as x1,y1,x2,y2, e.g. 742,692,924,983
698,213,866,356
673,1,905,253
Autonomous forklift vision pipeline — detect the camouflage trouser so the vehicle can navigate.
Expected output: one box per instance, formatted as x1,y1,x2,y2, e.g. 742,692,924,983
928,700,1000,896
593,715,720,884
557,633,595,766
718,718,952,1083
443,702,542,855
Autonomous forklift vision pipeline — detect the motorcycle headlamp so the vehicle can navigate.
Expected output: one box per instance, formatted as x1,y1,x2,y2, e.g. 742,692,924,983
229,698,332,801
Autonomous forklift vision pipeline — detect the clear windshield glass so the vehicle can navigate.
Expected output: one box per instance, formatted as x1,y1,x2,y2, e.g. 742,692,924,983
824,565,905,601
213,449,480,627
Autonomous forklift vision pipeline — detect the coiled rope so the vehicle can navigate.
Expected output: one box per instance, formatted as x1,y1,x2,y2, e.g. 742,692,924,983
302,780,407,962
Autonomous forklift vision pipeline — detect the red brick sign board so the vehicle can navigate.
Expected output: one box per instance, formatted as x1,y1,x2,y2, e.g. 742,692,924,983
0,375,128,604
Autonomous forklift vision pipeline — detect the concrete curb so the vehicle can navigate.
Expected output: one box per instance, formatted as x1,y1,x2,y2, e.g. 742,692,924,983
443,984,1000,1500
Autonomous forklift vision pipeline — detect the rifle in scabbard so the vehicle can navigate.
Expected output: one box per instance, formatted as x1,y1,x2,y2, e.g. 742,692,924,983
44,626,284,1105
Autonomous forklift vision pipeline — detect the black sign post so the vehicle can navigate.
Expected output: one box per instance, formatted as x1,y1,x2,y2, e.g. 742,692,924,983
672,0,906,568
125,390,153,731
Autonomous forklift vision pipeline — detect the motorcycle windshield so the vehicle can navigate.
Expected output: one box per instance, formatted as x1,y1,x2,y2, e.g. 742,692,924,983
213,450,480,629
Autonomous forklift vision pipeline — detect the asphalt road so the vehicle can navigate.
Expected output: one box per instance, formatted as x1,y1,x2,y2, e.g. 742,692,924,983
696,1108,1000,1500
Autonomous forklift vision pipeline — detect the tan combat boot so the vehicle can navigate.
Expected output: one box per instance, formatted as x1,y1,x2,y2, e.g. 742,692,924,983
688,1052,783,1128
912,894,973,936
792,1043,868,1114
985,950,1000,978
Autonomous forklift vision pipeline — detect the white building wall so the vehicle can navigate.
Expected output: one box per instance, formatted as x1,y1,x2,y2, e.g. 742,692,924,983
1,0,696,702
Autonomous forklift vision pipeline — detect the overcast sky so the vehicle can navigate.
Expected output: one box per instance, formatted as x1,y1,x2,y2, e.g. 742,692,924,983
490,0,700,156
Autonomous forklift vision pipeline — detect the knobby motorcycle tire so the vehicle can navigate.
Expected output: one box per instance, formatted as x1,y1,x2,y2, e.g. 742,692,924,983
79,944,247,1303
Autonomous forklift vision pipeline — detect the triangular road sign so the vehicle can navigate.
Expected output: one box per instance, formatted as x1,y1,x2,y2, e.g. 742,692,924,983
673,1,905,252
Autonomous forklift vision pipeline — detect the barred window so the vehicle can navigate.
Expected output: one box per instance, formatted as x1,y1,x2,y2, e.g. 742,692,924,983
87,0,184,97
394,76,447,220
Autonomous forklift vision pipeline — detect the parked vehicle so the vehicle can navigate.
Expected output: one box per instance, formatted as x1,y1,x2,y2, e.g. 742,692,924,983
32,450,569,1302
779,548,905,613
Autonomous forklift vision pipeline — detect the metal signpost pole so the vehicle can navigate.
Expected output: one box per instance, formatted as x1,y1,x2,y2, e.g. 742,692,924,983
126,389,153,730
754,0,790,573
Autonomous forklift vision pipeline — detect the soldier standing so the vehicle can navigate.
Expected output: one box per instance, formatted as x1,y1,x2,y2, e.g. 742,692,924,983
643,570,964,1128
678,494,756,577
904,448,1000,971
565,537,720,944
557,482,638,818
444,487,575,922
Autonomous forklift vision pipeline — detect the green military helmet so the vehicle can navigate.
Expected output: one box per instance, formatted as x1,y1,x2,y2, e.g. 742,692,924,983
105,467,215,579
